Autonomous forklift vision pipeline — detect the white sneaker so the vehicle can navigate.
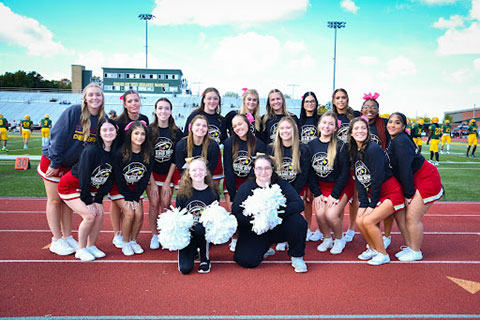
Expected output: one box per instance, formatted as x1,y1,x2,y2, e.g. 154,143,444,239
275,242,288,251
86,245,106,258
263,248,275,258
306,229,313,241
358,248,377,261
75,248,95,261
343,229,355,242
150,234,160,250
330,238,346,254
395,246,412,258
112,235,125,248
122,242,134,256
383,236,391,249
317,237,333,252
65,236,79,251
229,238,237,252
398,249,423,262
291,257,308,273
367,252,390,266
434,161,440,166
49,237,75,256
309,230,323,242
130,240,144,254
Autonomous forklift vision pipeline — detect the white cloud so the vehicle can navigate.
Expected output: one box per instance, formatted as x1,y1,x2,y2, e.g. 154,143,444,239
385,56,417,76
437,22,480,54
470,0,480,20
284,40,307,53
474,58,480,71
0,3,68,57
151,0,309,27
420,0,458,4
433,15,465,29
357,56,379,65
340,0,359,13
442,69,470,83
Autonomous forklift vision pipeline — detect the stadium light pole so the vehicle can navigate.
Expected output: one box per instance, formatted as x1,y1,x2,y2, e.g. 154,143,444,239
327,21,346,93
138,14,155,69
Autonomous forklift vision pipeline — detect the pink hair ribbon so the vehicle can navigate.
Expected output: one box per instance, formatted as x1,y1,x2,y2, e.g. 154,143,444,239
242,88,248,97
361,115,369,122
363,92,380,100
124,120,147,131
246,113,255,124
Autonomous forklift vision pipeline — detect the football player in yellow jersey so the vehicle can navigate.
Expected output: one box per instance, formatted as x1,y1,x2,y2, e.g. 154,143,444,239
440,120,452,154
40,114,53,146
21,115,34,149
412,119,424,152
466,119,478,158
0,113,8,151
427,117,441,166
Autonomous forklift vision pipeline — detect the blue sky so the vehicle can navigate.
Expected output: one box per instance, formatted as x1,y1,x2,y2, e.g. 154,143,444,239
1,0,479,118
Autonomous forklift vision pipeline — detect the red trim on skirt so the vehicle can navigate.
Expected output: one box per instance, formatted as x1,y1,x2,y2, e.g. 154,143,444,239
37,155,70,183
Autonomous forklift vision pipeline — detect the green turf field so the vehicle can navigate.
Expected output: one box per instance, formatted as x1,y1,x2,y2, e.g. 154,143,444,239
0,134,479,200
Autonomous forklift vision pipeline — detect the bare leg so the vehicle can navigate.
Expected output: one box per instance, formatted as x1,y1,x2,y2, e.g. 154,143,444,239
406,190,432,251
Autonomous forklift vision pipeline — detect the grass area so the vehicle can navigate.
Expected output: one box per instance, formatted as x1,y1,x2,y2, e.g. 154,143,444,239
0,135,479,200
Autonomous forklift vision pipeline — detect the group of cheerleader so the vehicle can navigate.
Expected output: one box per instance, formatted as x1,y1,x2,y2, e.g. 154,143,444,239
36,83,443,273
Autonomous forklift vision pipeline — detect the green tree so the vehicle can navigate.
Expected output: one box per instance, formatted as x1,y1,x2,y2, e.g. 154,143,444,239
224,91,239,98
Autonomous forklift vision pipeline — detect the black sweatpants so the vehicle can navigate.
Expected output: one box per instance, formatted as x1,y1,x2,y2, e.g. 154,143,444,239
233,212,307,268
178,223,209,274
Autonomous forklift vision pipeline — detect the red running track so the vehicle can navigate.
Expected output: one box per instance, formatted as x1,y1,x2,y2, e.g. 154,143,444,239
0,198,479,319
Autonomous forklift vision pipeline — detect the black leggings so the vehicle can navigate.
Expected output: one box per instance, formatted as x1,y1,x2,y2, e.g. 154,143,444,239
178,223,209,274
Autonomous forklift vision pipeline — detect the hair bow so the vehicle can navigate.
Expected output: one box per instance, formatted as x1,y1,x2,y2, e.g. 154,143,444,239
363,92,380,100
124,120,147,131
361,115,369,122
245,113,255,124
242,88,248,97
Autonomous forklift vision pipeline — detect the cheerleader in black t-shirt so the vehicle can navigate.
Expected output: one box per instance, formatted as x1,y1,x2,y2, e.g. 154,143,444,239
347,118,405,266
332,88,360,243
110,90,150,249
111,120,153,256
147,98,184,250
360,94,393,250
224,89,262,138
58,118,117,261
176,158,220,274
260,89,299,145
268,116,310,252
299,91,322,242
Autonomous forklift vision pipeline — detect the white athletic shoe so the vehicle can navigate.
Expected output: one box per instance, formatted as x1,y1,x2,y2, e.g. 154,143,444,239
275,242,288,251
309,230,323,241
49,237,75,256
150,234,160,250
263,248,275,258
367,252,390,266
229,238,237,252
112,235,125,248
383,236,391,250
65,236,79,251
330,238,346,255
395,246,412,258
343,229,355,242
75,248,95,262
291,257,308,273
317,237,333,252
86,245,106,258
398,249,423,262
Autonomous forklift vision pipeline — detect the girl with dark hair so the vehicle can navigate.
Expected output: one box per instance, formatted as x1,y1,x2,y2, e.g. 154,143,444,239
260,89,299,145
360,93,393,249
224,89,262,138
58,118,117,261
386,112,443,262
147,98,184,250
299,91,322,241
176,158,220,274
332,88,360,243
110,90,150,249
308,112,352,255
110,120,153,256
348,117,405,265
232,155,308,272
38,83,106,256
175,115,220,177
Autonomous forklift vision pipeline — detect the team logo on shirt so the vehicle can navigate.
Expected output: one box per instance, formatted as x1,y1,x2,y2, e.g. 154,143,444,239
208,125,222,144
337,124,349,143
232,151,253,177
154,137,174,163
269,123,279,141
278,157,297,182
301,125,317,144
370,133,381,145
91,163,112,188
123,162,147,184
311,152,333,178
186,200,207,223
355,160,371,189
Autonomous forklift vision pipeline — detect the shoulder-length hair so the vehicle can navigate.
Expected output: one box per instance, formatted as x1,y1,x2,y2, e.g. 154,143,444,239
332,88,356,121
231,114,257,159
177,158,219,199
347,117,371,165
96,117,119,151
193,87,221,115
239,89,261,132
263,89,287,127
186,115,212,159
272,116,301,173
122,120,152,164
81,83,106,142
253,154,279,184
118,90,140,123
318,111,340,168
300,91,319,127
150,97,179,140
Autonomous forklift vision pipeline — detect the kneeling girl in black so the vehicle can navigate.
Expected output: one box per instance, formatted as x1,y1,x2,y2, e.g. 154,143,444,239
232,155,308,273
175,158,220,274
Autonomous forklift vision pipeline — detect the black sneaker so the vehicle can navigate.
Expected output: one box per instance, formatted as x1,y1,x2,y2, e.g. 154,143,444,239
198,261,211,273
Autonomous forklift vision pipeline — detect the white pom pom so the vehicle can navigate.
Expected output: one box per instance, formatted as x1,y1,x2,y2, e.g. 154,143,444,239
241,183,286,235
157,206,194,251
199,201,237,244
